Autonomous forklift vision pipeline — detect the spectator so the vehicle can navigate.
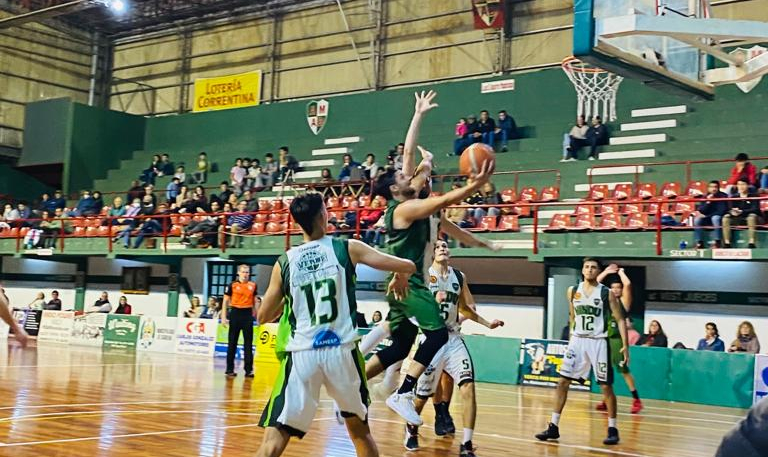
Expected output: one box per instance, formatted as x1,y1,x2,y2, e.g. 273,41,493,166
27,292,45,310
158,153,173,177
637,320,668,347
476,110,496,147
175,185,190,209
586,115,609,160
140,154,162,185
626,317,641,346
174,165,186,184
184,296,203,318
114,198,142,244
187,186,208,213
127,180,144,203
759,166,768,194
225,200,254,248
723,179,761,248
48,190,66,212
191,152,209,184
697,322,725,351
45,290,62,310
463,115,479,149
242,190,258,212
726,153,758,193
469,182,501,225
15,202,32,227
320,168,334,184
108,196,127,219
338,154,361,181
226,192,239,209
262,152,278,187
91,191,104,215
694,180,728,249
230,158,246,196
38,193,53,214
140,194,156,216
71,191,96,217
201,296,222,320
115,296,132,314
728,321,760,353
89,292,111,313
166,177,181,203
495,110,517,152
245,158,261,190
212,182,232,207
131,214,163,249
44,208,72,247
387,143,405,170
563,115,589,162
278,147,299,183
1,203,15,228
369,310,383,327
181,201,221,247
37,211,62,248
143,184,157,208
452,118,469,156
362,154,380,180
360,197,384,230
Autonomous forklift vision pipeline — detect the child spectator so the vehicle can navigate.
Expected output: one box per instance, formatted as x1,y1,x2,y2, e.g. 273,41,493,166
728,321,760,353
262,152,278,187
230,158,246,196
246,158,262,189
726,153,758,193
454,117,469,155
278,147,299,183
192,152,209,184
174,165,186,184
166,177,181,203
637,319,668,347
495,110,517,152
697,322,725,351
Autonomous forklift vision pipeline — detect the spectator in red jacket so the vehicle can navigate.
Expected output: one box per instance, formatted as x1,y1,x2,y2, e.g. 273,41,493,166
726,153,758,193
359,198,384,229
115,296,132,314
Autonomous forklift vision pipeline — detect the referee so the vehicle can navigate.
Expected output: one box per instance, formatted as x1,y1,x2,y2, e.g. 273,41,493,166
222,264,258,378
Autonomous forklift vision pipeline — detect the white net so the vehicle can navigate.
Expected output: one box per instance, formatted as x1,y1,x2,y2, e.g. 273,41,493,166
562,57,624,122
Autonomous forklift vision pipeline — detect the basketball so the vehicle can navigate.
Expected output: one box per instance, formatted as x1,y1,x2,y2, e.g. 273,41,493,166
459,143,496,176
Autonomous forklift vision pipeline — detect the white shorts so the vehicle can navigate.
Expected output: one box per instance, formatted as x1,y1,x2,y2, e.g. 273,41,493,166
416,333,474,398
259,344,369,437
558,335,611,384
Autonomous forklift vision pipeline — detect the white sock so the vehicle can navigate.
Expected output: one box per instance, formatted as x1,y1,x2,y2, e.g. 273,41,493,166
381,361,402,393
360,324,390,354
551,412,561,426
608,417,617,428
463,428,474,443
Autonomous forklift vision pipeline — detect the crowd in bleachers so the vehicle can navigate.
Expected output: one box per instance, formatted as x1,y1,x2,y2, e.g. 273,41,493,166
453,109,517,155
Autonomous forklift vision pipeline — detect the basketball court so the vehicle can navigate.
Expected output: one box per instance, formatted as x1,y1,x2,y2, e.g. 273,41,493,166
0,343,743,456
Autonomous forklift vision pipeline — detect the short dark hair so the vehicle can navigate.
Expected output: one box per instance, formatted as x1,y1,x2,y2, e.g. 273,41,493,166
706,321,719,337
172,177,180,182
161,153,169,157
52,290,59,294
199,151,207,156
374,169,397,201
736,178,749,185
366,153,375,159
290,193,324,235
735,153,749,161
582,257,602,269
220,181,229,186
279,146,289,153
709,180,720,186
498,110,507,115
480,110,489,114
265,153,273,158
397,143,404,148
235,157,242,162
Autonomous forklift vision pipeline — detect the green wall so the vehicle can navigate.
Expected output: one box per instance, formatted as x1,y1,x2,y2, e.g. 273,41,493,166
0,164,52,201
20,97,72,167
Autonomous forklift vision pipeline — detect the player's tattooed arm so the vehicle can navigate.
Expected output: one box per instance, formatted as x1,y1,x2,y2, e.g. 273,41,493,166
439,214,500,251
403,91,439,178
256,262,285,324
609,292,630,365
457,273,504,329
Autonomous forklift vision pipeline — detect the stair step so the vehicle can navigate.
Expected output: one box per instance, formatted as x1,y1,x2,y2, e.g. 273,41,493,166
587,165,645,176
324,136,361,145
312,147,349,156
620,119,677,131
631,105,687,117
609,133,667,146
599,149,656,160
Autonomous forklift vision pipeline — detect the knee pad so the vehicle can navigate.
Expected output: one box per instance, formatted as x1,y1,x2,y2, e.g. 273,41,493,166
413,327,449,366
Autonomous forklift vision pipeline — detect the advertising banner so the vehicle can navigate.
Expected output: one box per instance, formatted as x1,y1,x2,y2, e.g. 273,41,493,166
103,315,141,350
175,318,217,357
214,323,259,360
193,70,261,112
137,316,177,353
37,311,75,344
755,354,768,404
519,338,590,391
70,313,108,346
255,323,279,364
22,310,43,336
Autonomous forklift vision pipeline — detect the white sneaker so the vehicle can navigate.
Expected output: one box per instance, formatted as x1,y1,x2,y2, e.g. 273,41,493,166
386,391,423,426
332,401,344,424
560,158,568,163
370,381,393,402
567,158,578,162
588,156,595,160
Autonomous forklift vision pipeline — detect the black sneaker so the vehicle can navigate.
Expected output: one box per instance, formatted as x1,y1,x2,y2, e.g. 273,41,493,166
225,371,236,378
749,243,757,249
695,241,704,250
603,427,620,445
404,424,419,451
443,410,456,435
723,242,732,248
460,441,476,456
434,413,447,436
244,371,254,378
535,423,560,441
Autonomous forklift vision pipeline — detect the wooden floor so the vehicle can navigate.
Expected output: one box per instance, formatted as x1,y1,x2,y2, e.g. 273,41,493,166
0,342,744,457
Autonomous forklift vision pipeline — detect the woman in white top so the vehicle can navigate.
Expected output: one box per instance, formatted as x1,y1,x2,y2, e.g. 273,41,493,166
28,292,45,310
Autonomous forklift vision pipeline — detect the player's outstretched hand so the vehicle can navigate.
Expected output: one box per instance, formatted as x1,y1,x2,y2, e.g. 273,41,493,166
388,273,410,301
483,240,502,252
620,345,629,366
489,319,505,329
416,145,434,163
14,327,29,348
414,90,438,115
471,160,495,187
605,263,619,274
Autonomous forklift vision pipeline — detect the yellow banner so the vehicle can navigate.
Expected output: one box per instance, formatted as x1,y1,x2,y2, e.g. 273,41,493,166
193,70,261,112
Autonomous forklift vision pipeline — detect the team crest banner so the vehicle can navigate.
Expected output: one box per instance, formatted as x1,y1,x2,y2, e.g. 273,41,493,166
193,70,262,112
730,46,766,93
519,338,590,391
472,0,504,29
306,99,329,135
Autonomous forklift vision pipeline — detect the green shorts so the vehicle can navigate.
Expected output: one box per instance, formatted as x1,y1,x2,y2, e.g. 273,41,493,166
609,336,629,374
386,280,445,332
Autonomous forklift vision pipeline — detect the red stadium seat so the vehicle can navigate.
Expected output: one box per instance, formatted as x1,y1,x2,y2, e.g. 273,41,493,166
596,213,622,231
327,197,341,209
544,214,571,232
477,216,497,231
540,186,559,202
613,183,633,200
270,200,285,211
255,213,269,223
573,204,595,216
251,222,266,234
500,188,517,203
599,202,619,215
588,184,609,201
571,213,596,231
519,187,538,202
0,227,16,238
85,227,99,237
341,196,356,208
647,199,671,215
636,183,657,199
358,195,372,207
258,200,271,211
266,222,284,233
496,215,519,231
72,227,86,237
686,180,707,197
96,226,110,237
674,201,696,214
623,213,649,230
622,199,645,214
512,202,531,217
168,225,182,236
661,182,682,199
19,227,30,238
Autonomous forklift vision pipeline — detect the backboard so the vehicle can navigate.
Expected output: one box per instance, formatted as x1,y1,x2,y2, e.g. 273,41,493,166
573,0,768,99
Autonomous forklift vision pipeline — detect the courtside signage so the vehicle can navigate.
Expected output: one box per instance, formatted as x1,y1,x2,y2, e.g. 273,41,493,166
193,70,261,112
712,248,752,260
137,316,177,353
38,310,75,344
754,354,768,404
481,79,515,94
175,318,217,356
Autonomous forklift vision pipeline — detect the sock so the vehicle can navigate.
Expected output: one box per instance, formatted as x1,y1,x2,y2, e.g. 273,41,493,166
608,417,617,428
463,428,474,444
551,412,561,426
631,390,640,400
397,374,417,394
359,324,389,355
433,401,443,418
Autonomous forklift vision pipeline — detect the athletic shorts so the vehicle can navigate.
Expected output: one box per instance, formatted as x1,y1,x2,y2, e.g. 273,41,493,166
416,333,474,398
608,335,629,374
559,335,612,385
386,281,445,332
259,344,369,437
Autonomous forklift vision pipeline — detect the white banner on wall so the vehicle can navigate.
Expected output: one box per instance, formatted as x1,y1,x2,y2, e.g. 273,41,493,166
137,316,177,353
70,313,108,346
755,354,768,405
175,318,217,357
38,311,75,344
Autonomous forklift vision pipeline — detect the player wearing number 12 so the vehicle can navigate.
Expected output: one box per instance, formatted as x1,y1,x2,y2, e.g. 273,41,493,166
255,193,416,457
535,257,628,446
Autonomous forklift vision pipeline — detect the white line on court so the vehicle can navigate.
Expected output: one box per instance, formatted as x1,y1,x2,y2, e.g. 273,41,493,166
0,398,264,411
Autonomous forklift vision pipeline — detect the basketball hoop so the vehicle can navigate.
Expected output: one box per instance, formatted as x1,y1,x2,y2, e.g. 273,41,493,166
562,56,624,122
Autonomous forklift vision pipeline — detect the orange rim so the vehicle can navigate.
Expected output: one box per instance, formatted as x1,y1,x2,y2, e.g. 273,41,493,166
561,56,607,74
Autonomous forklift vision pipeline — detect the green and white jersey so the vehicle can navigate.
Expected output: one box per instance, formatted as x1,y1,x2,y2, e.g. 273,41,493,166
570,281,611,338
427,266,464,334
384,200,439,285
275,236,359,355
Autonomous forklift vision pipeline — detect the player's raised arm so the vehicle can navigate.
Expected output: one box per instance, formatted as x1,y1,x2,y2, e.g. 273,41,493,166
403,91,439,178
618,268,632,310
440,214,500,251
256,262,285,324
456,273,503,329
394,160,494,225
608,292,629,365
348,239,415,301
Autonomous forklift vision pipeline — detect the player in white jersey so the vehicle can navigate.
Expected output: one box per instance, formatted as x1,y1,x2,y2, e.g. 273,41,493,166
535,257,628,446
404,240,504,456
256,193,416,457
